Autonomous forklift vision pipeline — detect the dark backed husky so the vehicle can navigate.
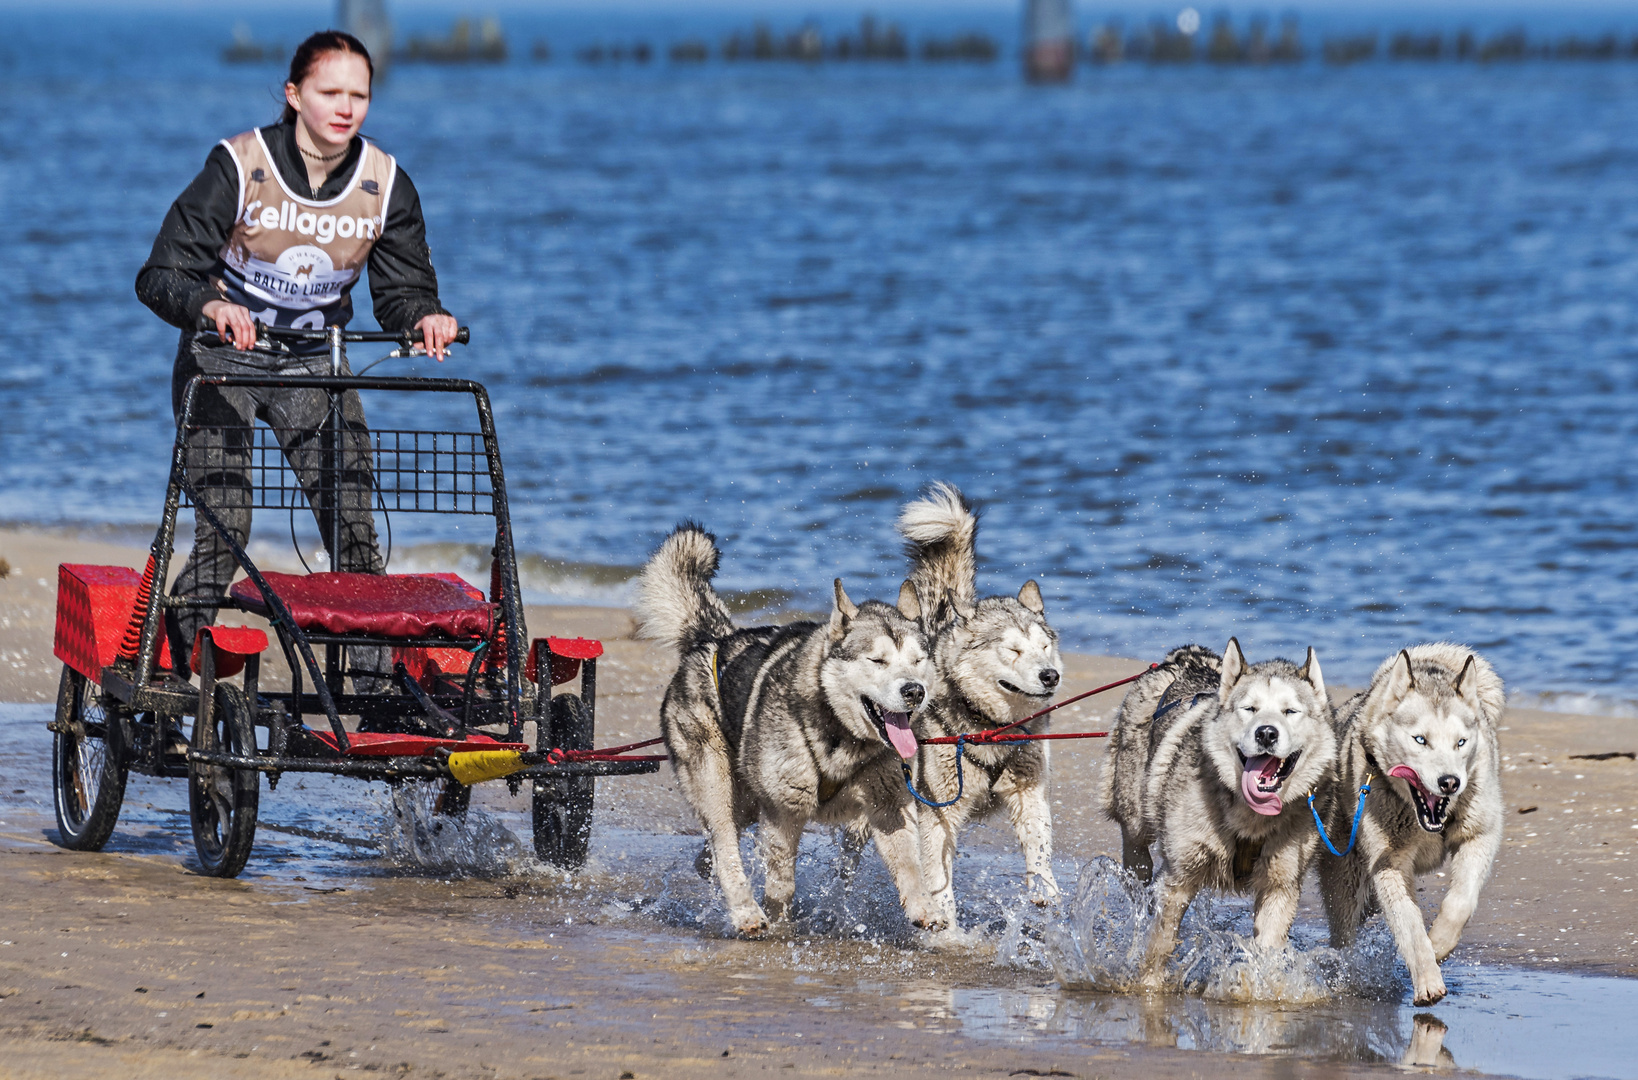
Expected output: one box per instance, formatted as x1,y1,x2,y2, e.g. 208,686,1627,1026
895,483,1064,924
1317,644,1504,1006
1099,639,1336,988
635,523,943,937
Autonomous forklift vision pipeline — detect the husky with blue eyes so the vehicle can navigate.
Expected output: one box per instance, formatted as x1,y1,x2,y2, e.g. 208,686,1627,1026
1317,644,1505,1006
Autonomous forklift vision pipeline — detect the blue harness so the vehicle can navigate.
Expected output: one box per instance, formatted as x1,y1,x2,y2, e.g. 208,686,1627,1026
1308,776,1373,857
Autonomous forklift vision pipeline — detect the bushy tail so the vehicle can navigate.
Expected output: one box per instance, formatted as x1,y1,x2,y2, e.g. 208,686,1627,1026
896,481,978,613
634,523,735,653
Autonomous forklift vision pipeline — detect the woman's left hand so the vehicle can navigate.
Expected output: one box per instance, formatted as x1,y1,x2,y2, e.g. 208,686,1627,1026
416,313,460,361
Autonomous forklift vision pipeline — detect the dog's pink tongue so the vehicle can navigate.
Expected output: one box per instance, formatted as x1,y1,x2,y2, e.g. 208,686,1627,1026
1240,755,1284,816
1390,765,1440,814
882,712,918,759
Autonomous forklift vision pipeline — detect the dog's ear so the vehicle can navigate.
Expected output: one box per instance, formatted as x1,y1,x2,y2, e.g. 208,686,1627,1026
1018,580,1045,615
1382,649,1417,711
896,579,922,621
945,589,975,624
1453,654,1482,710
830,578,858,640
1299,646,1327,707
1219,637,1246,704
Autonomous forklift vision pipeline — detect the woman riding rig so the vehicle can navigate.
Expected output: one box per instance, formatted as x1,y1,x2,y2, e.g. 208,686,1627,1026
136,29,458,680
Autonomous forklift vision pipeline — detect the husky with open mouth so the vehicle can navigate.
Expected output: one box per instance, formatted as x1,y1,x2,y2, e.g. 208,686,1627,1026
894,483,1064,925
1100,638,1335,988
1317,644,1504,1006
635,523,942,937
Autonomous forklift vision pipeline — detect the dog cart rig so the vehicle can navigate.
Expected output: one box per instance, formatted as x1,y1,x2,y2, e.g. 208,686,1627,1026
48,322,664,878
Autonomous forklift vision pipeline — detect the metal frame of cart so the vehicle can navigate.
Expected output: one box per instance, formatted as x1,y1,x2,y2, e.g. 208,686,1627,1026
48,324,662,878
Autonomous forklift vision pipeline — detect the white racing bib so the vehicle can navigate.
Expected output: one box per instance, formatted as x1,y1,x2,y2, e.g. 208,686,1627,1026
214,128,396,329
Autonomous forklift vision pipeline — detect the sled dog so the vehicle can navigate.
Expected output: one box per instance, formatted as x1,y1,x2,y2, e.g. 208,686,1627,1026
636,523,942,937
895,483,1064,924
1317,644,1504,1006
1100,639,1336,987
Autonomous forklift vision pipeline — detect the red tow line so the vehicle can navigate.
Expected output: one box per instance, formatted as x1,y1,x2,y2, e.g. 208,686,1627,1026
544,736,669,765
918,664,1158,747
548,665,1157,765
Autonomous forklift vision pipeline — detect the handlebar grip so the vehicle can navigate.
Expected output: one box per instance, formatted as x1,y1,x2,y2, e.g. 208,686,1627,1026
405,326,471,346
192,316,470,347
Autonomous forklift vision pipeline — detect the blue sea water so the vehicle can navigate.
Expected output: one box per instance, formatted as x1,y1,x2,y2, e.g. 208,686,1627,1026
8,8,1638,699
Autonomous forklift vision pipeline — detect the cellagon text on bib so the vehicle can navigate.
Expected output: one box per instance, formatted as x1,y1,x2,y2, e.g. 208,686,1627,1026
214,128,396,329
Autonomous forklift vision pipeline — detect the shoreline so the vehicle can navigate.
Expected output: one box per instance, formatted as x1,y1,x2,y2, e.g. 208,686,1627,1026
2,523,1636,1077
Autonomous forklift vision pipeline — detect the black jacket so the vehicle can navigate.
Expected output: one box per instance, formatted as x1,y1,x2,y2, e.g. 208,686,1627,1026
135,120,448,334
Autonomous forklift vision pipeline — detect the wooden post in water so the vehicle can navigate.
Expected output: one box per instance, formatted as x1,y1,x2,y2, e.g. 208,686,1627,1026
339,0,393,75
1024,0,1075,82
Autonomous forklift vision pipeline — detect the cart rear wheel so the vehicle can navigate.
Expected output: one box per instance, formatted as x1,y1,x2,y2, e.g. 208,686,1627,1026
533,693,595,869
188,684,260,877
52,665,128,851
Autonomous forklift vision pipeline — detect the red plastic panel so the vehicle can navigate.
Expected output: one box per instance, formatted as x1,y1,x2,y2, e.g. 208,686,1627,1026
549,636,605,661
305,729,528,757
54,564,172,681
191,626,269,681
524,636,604,686
391,644,483,688
229,572,495,640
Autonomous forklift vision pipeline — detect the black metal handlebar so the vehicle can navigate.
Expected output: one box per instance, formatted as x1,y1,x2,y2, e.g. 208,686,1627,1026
193,317,470,349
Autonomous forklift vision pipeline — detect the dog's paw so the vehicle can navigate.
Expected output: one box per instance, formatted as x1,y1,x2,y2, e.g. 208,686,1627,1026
1027,873,1061,907
1411,974,1448,1007
730,907,770,938
906,900,949,932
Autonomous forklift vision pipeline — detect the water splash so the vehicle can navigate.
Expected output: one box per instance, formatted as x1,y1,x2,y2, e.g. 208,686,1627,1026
376,781,531,876
1044,857,1403,1003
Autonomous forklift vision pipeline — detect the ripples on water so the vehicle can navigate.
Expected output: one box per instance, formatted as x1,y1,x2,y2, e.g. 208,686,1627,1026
9,12,1638,695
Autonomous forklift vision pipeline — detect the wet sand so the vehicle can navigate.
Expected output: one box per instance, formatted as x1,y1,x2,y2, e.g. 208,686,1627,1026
2,525,1637,1078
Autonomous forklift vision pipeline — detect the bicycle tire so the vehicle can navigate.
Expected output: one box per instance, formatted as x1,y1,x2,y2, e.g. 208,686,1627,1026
51,665,128,851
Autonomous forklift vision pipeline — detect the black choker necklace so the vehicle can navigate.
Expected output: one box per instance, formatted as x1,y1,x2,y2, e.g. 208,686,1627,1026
298,143,348,163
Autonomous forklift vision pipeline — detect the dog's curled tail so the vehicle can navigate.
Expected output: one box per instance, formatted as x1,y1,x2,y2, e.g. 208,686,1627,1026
897,481,978,612
634,522,735,653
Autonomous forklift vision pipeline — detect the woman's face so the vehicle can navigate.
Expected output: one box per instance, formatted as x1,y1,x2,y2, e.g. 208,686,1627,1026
285,51,372,151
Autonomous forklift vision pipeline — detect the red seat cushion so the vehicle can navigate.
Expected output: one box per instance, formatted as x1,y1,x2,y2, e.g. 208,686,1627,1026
229,572,495,640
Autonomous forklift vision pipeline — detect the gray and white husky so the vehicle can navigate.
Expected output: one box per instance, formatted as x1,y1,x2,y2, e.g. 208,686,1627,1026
635,523,943,937
1316,644,1504,1006
895,483,1064,924
1099,639,1336,987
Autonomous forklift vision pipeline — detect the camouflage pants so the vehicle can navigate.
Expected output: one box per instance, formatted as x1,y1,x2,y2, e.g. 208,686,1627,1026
167,336,384,681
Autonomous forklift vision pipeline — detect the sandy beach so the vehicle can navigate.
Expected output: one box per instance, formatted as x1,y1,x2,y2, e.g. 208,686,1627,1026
2,524,1635,1078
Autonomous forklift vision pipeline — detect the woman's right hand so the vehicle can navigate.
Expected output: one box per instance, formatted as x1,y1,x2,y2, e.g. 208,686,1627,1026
201,300,258,351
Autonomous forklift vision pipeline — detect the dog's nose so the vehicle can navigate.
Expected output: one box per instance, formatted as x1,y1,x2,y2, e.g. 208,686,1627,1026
1039,668,1060,689
1438,774,1461,796
900,682,926,709
1254,725,1280,752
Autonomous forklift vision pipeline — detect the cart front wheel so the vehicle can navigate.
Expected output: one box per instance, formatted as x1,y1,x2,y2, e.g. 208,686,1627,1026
188,683,260,877
533,693,595,869
52,665,128,851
